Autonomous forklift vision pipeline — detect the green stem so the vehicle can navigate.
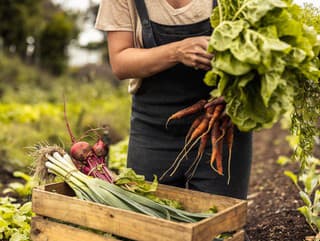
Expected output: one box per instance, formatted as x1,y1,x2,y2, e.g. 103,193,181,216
217,0,223,23
232,0,249,21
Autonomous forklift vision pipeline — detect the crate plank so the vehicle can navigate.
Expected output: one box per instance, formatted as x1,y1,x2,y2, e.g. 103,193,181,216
227,230,244,241
32,182,247,241
192,202,247,241
154,184,241,212
31,216,120,241
32,188,192,241
31,216,244,241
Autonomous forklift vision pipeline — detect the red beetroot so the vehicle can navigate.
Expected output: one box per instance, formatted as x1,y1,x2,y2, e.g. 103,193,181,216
70,141,92,161
92,139,108,157
63,96,114,183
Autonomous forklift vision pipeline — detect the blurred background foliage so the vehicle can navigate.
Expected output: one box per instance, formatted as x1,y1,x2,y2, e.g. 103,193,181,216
0,0,130,172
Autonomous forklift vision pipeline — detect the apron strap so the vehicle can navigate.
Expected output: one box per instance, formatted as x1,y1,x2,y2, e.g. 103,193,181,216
213,0,218,8
134,0,157,48
134,0,218,48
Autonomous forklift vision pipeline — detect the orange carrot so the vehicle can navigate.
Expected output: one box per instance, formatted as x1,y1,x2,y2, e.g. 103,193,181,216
166,99,207,128
215,116,230,143
189,107,214,142
207,104,225,134
204,96,225,109
216,136,224,176
209,121,220,172
197,132,210,159
226,123,234,184
185,115,204,144
163,108,214,179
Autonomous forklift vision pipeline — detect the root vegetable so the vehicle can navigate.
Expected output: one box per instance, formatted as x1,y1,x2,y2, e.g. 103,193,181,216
162,98,234,184
189,107,214,142
226,123,234,184
185,115,204,144
93,139,109,158
70,141,92,161
209,122,220,172
166,99,207,128
63,96,114,183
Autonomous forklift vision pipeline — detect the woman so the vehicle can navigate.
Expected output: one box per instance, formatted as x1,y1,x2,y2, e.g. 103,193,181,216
95,0,252,200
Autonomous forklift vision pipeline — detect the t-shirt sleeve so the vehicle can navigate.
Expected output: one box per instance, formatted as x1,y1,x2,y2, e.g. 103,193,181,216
95,0,133,32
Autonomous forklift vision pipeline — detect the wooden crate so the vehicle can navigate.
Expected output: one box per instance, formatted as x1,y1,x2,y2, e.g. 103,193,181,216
31,182,247,241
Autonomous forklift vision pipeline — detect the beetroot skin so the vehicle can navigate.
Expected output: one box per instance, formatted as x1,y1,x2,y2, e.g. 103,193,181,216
70,141,92,161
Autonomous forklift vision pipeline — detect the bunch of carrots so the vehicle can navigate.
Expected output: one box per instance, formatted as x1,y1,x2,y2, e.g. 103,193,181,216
161,97,234,184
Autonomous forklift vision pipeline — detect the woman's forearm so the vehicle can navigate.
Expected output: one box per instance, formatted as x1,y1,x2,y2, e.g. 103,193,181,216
107,32,212,80
111,42,180,80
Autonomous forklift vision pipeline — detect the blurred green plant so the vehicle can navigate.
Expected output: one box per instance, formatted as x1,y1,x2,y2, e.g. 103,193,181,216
276,5,320,238
0,53,130,171
109,138,129,172
39,11,78,74
0,197,33,241
3,172,34,200
0,0,43,57
0,0,79,74
302,3,320,33
285,157,320,238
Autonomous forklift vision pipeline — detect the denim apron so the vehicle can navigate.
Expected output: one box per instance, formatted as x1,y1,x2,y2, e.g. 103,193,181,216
127,0,252,199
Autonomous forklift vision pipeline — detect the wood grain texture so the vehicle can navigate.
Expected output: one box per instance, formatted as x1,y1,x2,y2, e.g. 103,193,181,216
227,230,244,241
32,182,247,241
31,216,119,241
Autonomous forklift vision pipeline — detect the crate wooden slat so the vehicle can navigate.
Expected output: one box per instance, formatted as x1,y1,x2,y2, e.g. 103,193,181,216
32,182,247,241
31,216,119,241
31,217,244,241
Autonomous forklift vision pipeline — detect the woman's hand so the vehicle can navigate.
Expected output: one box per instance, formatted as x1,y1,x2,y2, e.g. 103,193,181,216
176,36,213,70
107,32,213,80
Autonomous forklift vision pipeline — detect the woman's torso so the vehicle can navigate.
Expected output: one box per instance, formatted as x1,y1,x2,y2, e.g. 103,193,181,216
131,0,215,145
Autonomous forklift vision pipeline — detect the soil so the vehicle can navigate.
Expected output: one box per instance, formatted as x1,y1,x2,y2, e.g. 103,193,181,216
246,123,314,241
0,123,316,240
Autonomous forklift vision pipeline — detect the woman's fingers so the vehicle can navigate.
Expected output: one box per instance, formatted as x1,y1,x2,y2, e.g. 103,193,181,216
196,48,214,59
193,55,212,69
176,36,214,69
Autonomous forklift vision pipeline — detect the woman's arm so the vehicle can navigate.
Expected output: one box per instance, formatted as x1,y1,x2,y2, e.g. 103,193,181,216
107,31,213,80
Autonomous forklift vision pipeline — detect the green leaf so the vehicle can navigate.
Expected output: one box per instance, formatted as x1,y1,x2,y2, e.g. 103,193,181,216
19,202,32,216
311,216,320,230
284,171,298,185
0,217,9,228
115,168,158,194
214,51,252,76
299,191,312,207
13,172,31,182
240,0,287,25
210,20,247,51
277,155,292,165
298,206,312,223
210,7,220,28
9,231,30,241
230,31,261,65
260,72,285,107
314,190,320,205
204,68,220,87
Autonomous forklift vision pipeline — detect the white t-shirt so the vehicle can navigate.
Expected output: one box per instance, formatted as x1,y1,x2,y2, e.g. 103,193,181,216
95,0,213,93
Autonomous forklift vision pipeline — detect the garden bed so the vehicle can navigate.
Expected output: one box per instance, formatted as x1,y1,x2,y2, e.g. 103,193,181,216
246,124,314,241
